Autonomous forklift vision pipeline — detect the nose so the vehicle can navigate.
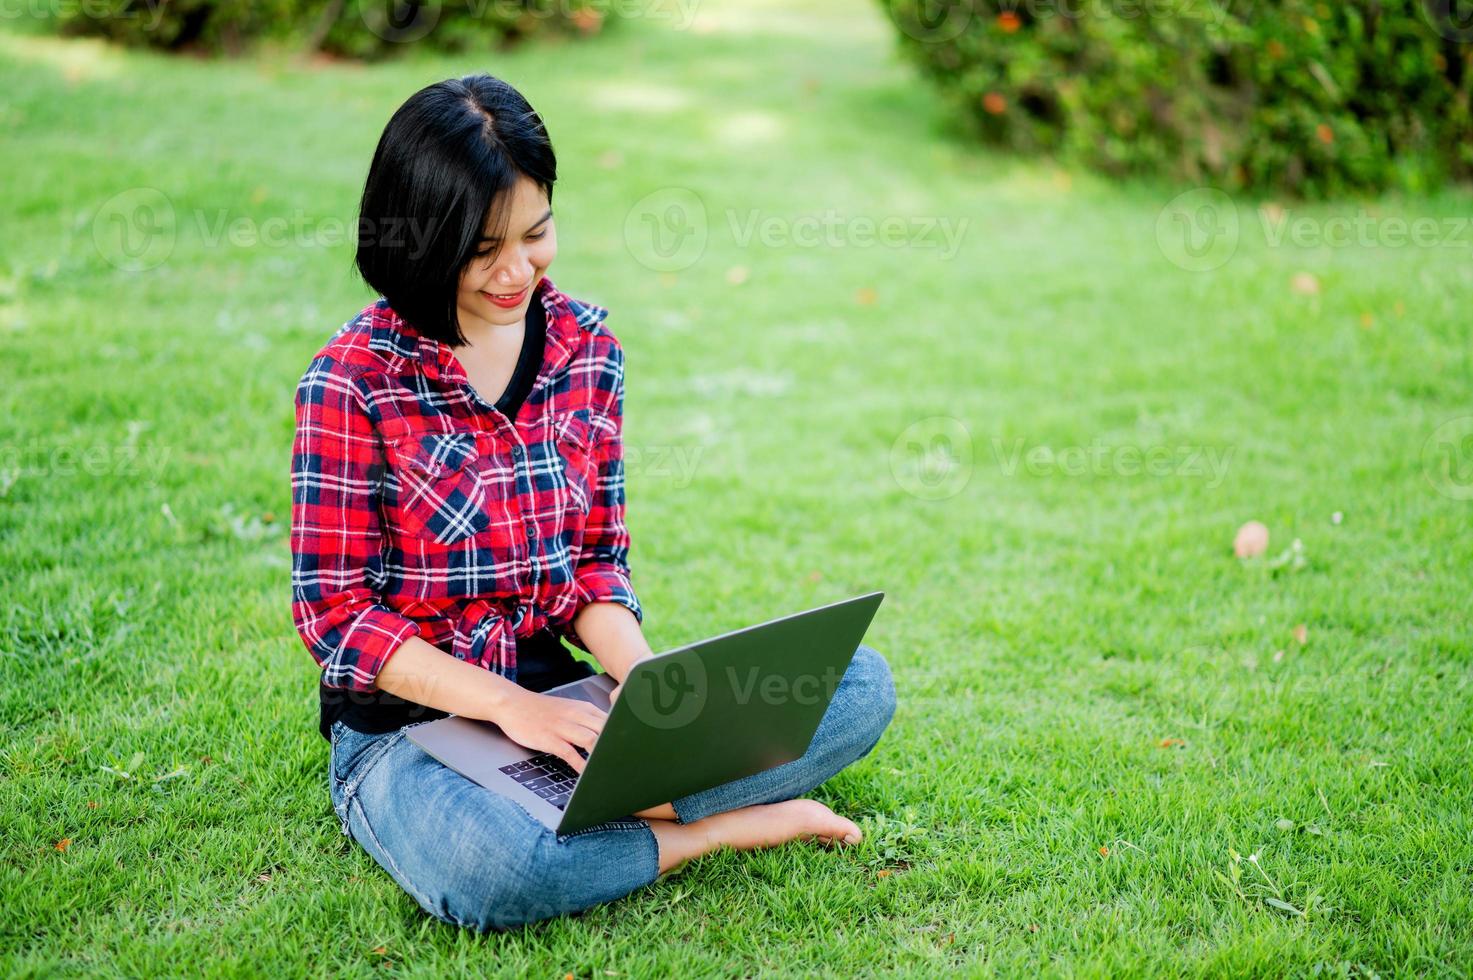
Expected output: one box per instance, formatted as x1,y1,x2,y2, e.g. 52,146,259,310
491,248,534,287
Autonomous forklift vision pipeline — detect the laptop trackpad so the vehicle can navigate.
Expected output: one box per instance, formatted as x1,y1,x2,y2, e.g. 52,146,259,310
546,676,613,712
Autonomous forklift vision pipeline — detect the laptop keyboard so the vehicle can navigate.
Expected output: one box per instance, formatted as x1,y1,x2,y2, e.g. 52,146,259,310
498,752,581,810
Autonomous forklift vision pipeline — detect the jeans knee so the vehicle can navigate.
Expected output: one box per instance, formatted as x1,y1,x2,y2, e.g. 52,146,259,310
427,839,569,932
444,829,649,931
838,644,897,758
434,867,538,932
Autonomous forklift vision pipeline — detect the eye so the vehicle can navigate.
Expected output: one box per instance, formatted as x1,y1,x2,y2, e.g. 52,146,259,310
475,229,543,255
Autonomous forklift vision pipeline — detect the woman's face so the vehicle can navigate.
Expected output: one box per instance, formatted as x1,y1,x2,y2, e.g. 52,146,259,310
455,174,557,339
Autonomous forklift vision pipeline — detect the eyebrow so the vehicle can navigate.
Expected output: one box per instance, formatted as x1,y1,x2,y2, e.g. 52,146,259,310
480,207,553,243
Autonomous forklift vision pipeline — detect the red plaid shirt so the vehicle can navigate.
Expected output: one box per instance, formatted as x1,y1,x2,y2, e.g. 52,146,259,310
289,276,641,697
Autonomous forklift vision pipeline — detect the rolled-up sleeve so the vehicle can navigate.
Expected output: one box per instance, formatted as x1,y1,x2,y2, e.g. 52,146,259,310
290,354,420,691
563,342,643,651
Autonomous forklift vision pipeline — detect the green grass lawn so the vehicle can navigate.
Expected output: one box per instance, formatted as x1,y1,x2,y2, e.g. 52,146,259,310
3,0,1471,974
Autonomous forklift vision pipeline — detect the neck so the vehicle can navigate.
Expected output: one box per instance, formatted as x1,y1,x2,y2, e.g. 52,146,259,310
454,309,523,351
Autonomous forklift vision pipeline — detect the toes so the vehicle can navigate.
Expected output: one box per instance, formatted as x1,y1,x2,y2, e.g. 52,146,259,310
809,818,862,847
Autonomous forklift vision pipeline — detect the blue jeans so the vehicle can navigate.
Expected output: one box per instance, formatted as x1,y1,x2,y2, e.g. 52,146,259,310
327,644,897,931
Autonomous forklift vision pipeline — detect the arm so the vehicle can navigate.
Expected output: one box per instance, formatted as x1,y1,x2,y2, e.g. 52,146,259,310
373,634,525,719
561,341,653,682
290,355,422,692
373,634,605,772
571,601,652,685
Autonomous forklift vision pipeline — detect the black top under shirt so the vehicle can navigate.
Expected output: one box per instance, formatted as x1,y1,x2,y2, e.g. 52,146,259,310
489,294,547,420
319,299,594,741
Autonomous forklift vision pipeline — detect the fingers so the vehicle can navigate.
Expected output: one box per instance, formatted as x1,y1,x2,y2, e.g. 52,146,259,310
554,706,605,772
559,705,604,741
514,696,609,775
573,702,607,733
558,721,600,756
550,740,587,774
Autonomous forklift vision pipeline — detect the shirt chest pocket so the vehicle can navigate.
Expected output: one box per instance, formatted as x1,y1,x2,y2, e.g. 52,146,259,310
554,410,598,514
382,430,492,545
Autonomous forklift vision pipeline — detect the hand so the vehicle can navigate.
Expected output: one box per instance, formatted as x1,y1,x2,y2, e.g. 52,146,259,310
491,687,608,774
608,681,622,707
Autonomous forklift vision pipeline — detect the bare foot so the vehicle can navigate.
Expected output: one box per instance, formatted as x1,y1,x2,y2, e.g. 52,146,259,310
645,799,861,873
702,799,862,851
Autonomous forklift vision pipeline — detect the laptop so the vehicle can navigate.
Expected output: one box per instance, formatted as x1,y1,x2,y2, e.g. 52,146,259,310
405,591,884,834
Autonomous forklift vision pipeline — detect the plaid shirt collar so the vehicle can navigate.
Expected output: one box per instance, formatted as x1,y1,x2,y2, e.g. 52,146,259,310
365,275,585,389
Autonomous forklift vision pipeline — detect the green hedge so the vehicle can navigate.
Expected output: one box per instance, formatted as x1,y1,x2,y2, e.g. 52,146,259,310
49,0,608,59
876,0,1473,196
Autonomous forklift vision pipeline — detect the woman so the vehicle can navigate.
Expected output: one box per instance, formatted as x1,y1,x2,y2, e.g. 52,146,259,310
289,72,897,931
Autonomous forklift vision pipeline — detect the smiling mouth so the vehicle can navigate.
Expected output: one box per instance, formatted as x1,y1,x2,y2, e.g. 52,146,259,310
482,286,529,308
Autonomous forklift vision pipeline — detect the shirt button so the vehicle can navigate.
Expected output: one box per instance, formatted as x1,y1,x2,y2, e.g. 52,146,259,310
511,445,524,459
525,525,536,539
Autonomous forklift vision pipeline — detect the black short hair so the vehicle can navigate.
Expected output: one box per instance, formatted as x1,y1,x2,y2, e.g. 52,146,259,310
355,73,557,348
